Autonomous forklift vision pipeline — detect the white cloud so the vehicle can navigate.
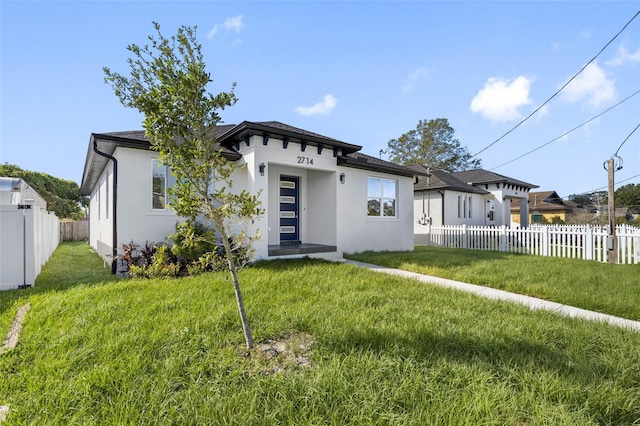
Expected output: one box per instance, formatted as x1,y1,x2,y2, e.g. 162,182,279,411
470,76,533,122
561,62,616,107
207,15,244,39
401,67,429,93
605,44,640,67
579,30,593,40
295,94,338,116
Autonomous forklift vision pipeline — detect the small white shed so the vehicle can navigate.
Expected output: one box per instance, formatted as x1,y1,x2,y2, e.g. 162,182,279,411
0,178,59,290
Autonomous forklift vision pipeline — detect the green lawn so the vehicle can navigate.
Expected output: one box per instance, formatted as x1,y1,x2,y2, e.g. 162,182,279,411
1,242,639,424
346,246,640,322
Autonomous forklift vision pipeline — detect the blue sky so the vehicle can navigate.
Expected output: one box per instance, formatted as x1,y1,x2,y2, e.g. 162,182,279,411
1,1,639,199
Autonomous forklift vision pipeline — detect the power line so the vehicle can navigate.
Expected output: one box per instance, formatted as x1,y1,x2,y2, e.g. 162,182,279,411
614,122,640,156
573,173,640,196
489,89,640,170
472,10,640,158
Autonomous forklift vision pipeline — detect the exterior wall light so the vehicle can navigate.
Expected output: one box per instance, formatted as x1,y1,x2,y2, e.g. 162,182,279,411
340,173,346,184
259,163,265,176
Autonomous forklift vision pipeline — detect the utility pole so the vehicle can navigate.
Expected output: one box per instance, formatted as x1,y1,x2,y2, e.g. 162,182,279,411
606,158,617,264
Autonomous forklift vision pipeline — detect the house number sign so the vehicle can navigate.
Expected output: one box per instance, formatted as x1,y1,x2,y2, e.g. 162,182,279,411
297,156,314,165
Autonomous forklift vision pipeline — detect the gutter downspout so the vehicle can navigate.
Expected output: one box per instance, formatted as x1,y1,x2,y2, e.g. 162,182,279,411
93,140,118,275
437,190,445,225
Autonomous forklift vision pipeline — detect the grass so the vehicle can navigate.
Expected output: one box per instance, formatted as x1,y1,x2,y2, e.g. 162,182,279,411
346,246,640,322
0,242,639,424
0,242,118,341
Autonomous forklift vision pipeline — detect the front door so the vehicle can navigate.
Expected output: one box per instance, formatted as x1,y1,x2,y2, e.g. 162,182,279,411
279,176,300,244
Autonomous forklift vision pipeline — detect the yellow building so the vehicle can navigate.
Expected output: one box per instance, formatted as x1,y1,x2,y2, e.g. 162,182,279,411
511,191,581,225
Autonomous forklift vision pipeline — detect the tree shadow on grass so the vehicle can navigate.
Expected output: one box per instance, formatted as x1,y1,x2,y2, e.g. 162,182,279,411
249,257,332,272
323,327,638,424
346,246,519,270
0,242,120,318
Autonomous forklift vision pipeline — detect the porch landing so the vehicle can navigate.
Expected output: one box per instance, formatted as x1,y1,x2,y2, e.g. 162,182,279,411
268,243,337,257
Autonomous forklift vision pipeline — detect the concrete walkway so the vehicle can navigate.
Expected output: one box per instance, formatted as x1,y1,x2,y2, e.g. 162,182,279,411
345,260,640,333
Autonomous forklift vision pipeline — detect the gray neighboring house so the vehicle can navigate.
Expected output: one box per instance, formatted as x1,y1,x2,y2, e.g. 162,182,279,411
410,167,538,240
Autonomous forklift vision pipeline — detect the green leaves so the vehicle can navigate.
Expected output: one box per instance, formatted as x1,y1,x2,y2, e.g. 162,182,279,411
387,118,481,172
104,22,259,348
0,163,86,219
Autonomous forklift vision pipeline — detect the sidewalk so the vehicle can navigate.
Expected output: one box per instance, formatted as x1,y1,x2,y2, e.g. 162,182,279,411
344,260,640,333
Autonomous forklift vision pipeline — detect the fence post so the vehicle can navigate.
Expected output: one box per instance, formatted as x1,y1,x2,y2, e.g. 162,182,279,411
542,226,549,257
500,225,507,252
585,224,593,261
462,224,468,249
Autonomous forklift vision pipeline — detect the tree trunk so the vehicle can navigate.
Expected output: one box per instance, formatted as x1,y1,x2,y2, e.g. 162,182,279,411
217,219,254,349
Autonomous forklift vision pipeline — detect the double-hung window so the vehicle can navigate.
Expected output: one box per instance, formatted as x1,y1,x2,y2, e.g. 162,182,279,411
367,177,397,217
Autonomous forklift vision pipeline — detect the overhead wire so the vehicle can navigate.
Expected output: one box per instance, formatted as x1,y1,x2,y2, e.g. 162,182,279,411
472,10,640,158
572,173,640,196
489,89,640,170
614,122,640,156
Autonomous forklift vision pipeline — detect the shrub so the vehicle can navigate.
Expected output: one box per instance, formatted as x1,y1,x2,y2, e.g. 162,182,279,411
129,245,180,279
168,221,216,265
121,221,252,279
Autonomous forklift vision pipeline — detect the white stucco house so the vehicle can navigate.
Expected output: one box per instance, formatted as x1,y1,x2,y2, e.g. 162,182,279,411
80,121,421,273
409,166,538,243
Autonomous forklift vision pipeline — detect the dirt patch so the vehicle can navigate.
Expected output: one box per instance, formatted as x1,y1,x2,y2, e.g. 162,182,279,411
249,331,316,375
1,303,30,354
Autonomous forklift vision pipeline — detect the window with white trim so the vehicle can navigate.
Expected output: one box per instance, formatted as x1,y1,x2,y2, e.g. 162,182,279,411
367,177,397,217
152,159,168,210
458,195,472,219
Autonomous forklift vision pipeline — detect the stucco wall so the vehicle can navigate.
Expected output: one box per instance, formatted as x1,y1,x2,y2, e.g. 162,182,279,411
89,135,416,262
116,148,181,251
337,168,414,254
414,191,490,227
88,163,114,260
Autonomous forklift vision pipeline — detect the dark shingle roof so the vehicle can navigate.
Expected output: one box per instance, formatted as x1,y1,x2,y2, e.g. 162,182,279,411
80,127,241,196
511,191,576,213
218,121,362,154
338,153,424,177
409,165,489,194
452,169,538,189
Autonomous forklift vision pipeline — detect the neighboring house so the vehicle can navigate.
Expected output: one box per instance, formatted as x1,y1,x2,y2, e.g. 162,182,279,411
80,121,421,273
410,167,538,243
511,191,585,224
0,177,59,290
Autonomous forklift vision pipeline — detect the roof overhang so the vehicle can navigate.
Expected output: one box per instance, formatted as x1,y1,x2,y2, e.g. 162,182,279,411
337,155,419,177
80,132,241,196
80,133,146,196
218,121,362,155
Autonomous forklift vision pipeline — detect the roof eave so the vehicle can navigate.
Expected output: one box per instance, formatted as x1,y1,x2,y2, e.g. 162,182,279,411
337,156,416,177
219,121,362,154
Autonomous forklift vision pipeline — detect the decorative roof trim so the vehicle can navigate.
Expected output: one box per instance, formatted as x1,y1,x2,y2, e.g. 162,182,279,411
218,121,362,154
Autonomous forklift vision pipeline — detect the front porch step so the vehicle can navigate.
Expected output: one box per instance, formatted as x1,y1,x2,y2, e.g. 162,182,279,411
268,243,337,257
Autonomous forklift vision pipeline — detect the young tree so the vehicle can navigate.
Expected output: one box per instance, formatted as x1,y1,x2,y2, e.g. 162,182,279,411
386,118,481,172
104,22,261,349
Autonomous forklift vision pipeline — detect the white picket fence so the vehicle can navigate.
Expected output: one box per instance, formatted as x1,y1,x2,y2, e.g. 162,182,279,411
416,224,640,264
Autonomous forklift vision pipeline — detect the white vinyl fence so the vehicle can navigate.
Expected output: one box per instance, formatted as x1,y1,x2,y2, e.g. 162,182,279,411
416,224,640,264
0,204,59,290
